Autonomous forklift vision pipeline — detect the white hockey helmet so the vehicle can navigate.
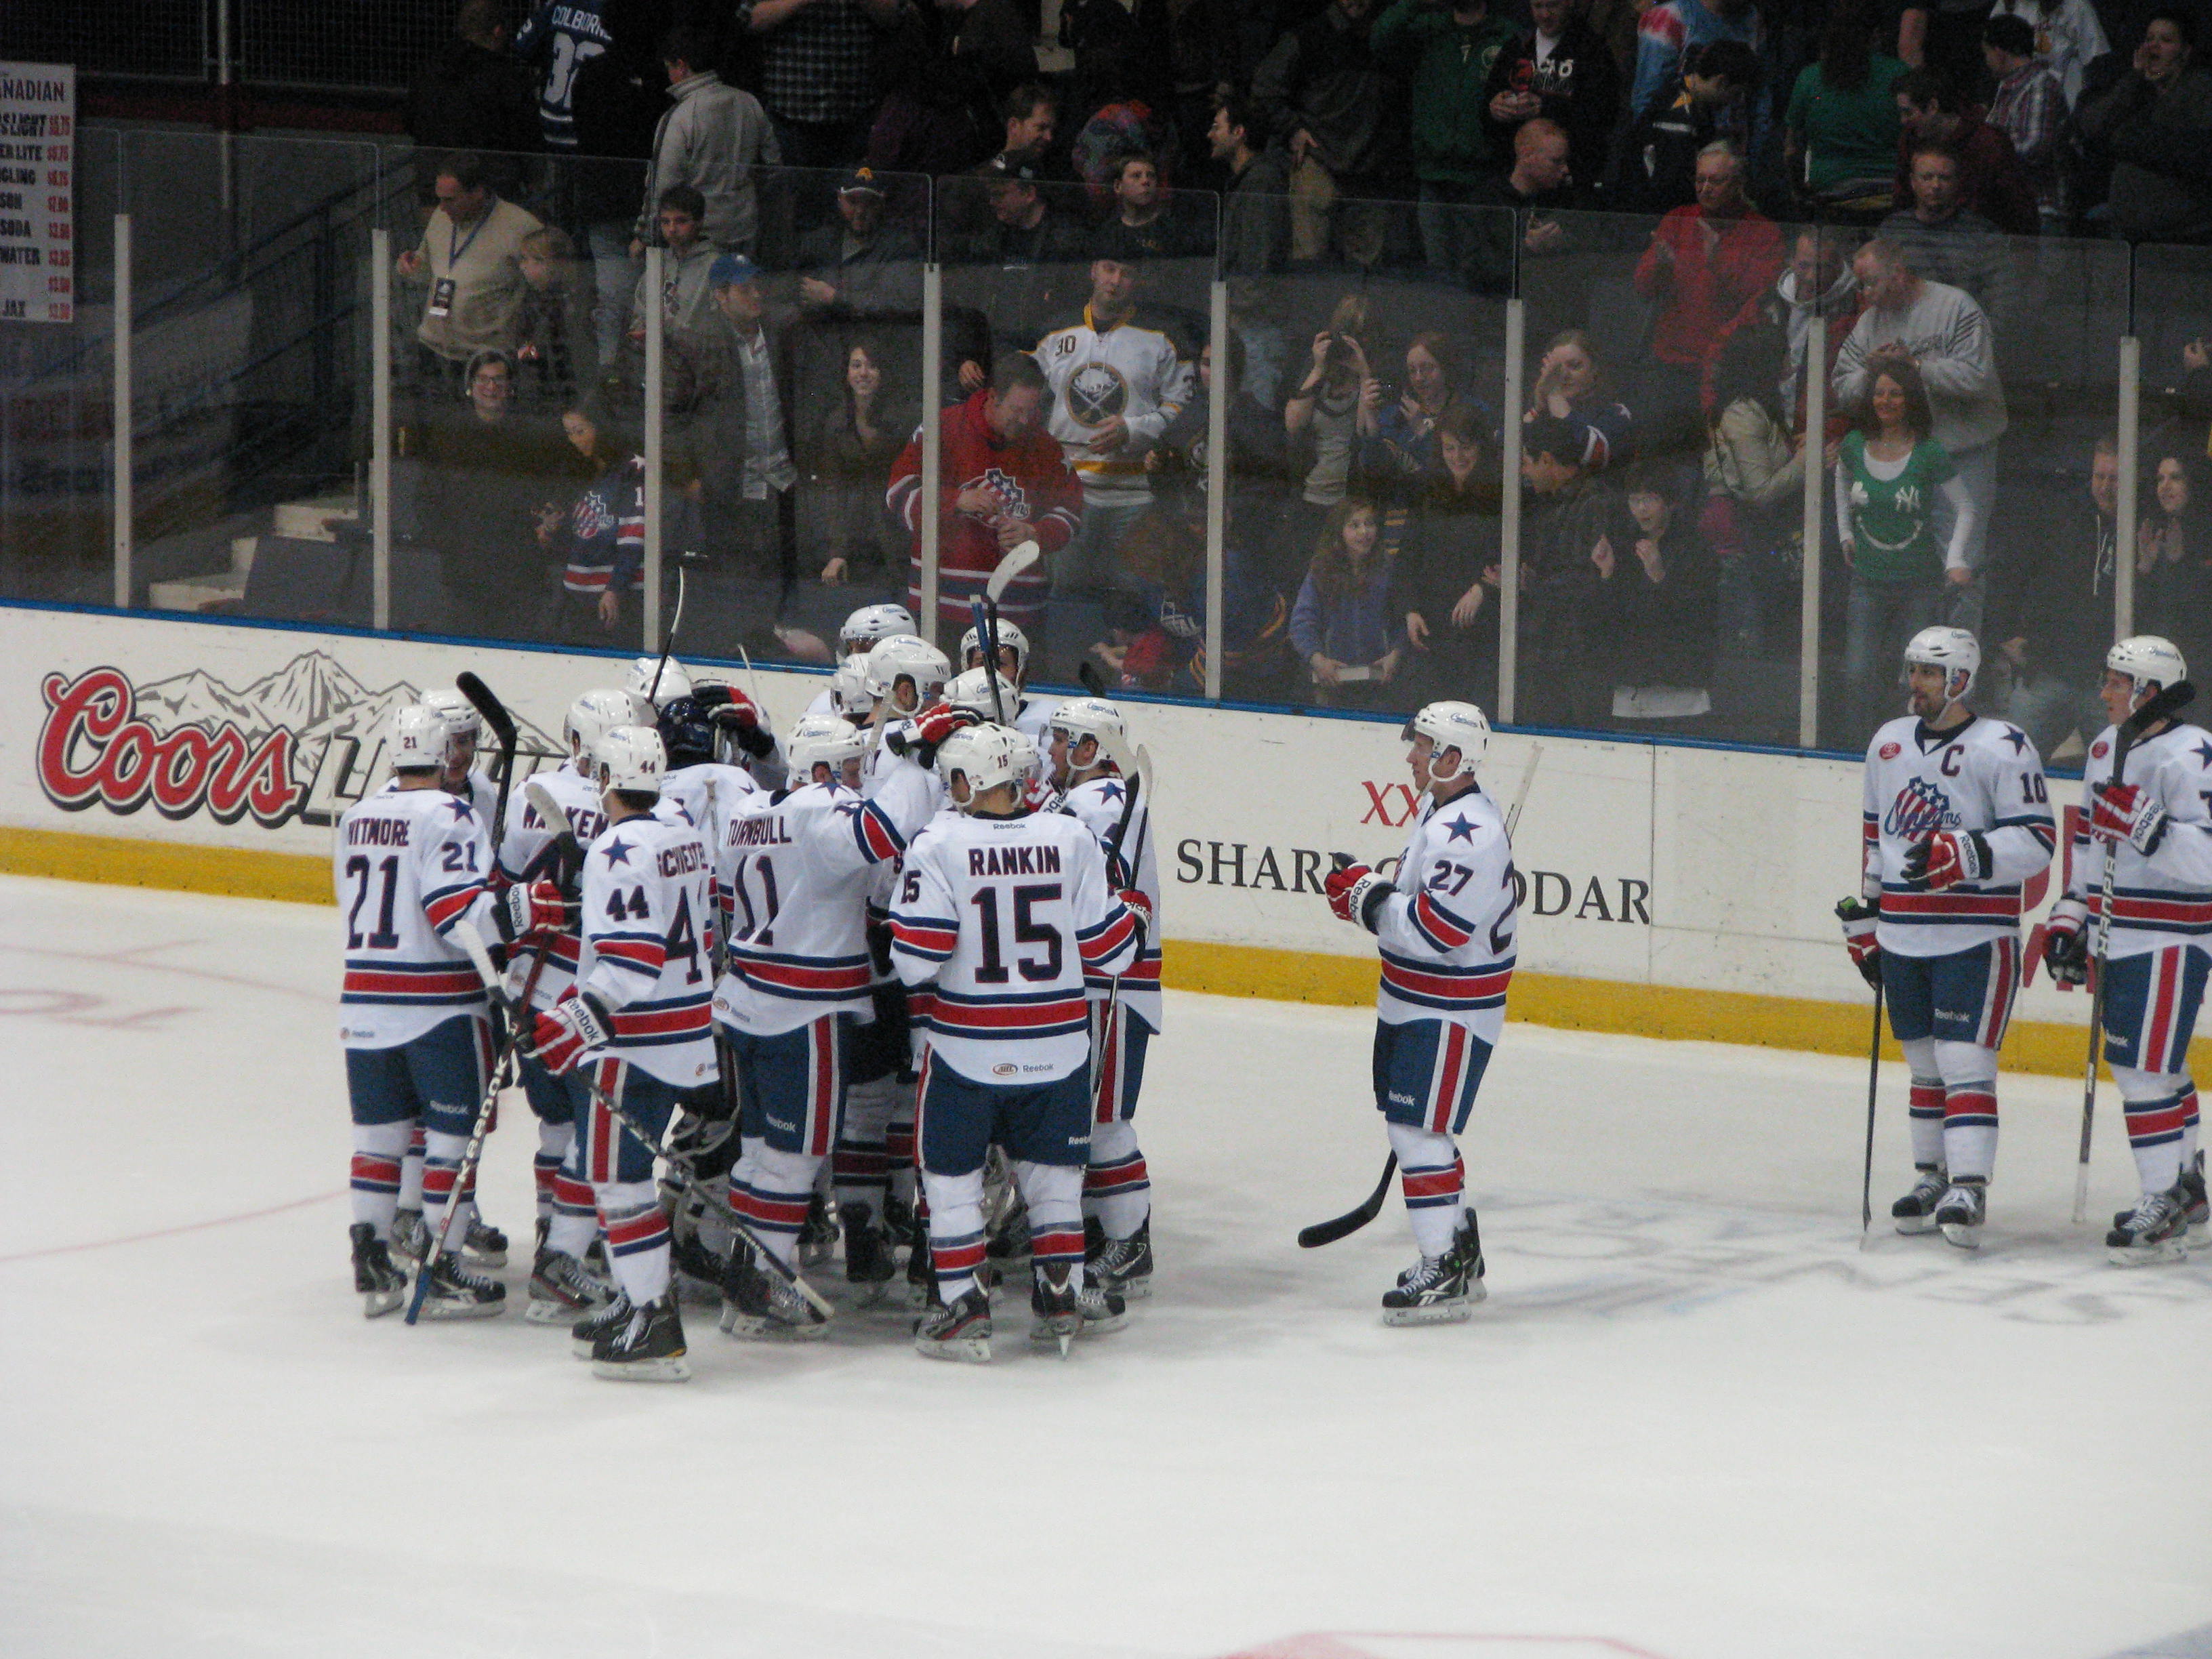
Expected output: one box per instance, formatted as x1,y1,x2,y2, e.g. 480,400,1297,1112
590,724,665,796
624,655,693,709
787,713,870,781
958,618,1033,680
937,722,1032,807
1402,701,1490,779
945,665,1022,720
565,687,653,760
388,703,447,771
841,602,916,655
1046,695,1127,772
1903,626,1980,700
830,659,875,718
417,687,482,746
2106,634,2188,699
863,634,952,710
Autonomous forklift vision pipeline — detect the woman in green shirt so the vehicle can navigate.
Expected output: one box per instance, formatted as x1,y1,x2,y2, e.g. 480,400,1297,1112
1835,356,1978,738
1785,7,1908,201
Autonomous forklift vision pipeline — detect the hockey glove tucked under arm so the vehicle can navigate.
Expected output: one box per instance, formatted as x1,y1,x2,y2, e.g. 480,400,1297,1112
1835,897,1881,989
1902,830,1990,890
529,990,614,1076
2041,897,2091,988
2089,781,2171,855
1118,888,1153,945
495,878,567,947
1324,861,1389,932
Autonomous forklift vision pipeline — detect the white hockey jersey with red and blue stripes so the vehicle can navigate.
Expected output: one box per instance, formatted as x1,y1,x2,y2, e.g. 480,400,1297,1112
1057,773,1161,1034
663,760,764,855
574,811,717,1086
333,784,497,1048
2066,719,2212,960
711,777,926,1036
1862,713,2055,957
497,761,610,1010
890,808,1142,1083
1372,783,1517,1041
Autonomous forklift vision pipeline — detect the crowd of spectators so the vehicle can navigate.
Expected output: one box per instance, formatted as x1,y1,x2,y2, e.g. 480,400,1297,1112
385,0,2212,752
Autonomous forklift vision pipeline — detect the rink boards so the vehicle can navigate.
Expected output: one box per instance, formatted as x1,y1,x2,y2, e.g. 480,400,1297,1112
0,599,2171,1078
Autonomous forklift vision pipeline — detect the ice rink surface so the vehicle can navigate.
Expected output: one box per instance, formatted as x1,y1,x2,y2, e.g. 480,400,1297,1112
3,873,2211,1659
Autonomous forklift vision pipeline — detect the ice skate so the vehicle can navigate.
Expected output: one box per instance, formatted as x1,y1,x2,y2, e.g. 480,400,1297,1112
719,1252,829,1340
1891,1168,1949,1235
462,1214,508,1267
905,1229,935,1309
389,1206,430,1265
1091,1217,1154,1301
2107,1185,2190,1266
591,1296,690,1382
840,1202,897,1304
350,1223,405,1319
796,1190,838,1270
1382,1211,1484,1325
1935,1181,1986,1249
527,1248,612,1324
1028,1263,1082,1354
413,1250,506,1319
668,1231,728,1307
571,1290,632,1358
2181,1153,2208,1227
914,1287,992,1363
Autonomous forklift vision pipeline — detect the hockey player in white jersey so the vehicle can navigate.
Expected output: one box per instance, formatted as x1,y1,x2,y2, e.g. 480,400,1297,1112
1322,702,1513,1324
709,714,933,1337
958,618,1057,743
495,687,651,1320
805,603,917,718
655,693,764,853
417,688,501,821
525,724,717,1380
2041,636,2212,1263
858,634,951,811
335,705,564,1319
1838,628,2055,1248
1047,696,1159,1299
889,723,1149,1360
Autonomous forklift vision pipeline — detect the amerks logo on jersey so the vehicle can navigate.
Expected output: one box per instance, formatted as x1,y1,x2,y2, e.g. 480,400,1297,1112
36,651,562,831
1883,776,1957,839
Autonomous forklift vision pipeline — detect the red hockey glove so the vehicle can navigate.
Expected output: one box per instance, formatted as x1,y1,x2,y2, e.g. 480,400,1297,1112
1902,830,1989,890
529,990,613,1076
2089,781,2170,855
912,701,977,747
1118,888,1153,942
2041,897,2091,989
1325,860,1388,930
1835,897,1881,989
495,878,567,946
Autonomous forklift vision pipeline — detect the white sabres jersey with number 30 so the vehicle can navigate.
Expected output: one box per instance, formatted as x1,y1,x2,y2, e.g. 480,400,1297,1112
890,811,1141,1084
1862,714,2055,956
333,786,495,1047
1372,785,1517,1042
575,813,717,1086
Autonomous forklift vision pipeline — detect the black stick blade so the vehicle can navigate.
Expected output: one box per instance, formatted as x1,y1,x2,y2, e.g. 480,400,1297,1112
1297,1153,1398,1248
455,672,517,753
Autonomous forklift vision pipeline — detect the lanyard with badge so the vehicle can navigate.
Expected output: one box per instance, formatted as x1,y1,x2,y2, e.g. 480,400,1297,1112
428,202,491,319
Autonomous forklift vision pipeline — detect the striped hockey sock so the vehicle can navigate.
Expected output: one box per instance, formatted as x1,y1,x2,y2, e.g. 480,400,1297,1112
920,1168,986,1303
727,1145,819,1268
1084,1118,1150,1240
349,1121,411,1235
533,1122,572,1223
419,1128,476,1254
2113,1067,2192,1195
546,1164,598,1259
1388,1120,1467,1258
1018,1161,1086,1283
398,1122,427,1209
597,1182,671,1306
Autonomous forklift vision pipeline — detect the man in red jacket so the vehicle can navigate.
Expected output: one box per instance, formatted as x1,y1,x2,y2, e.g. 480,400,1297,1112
888,352,1084,642
1630,140,1784,463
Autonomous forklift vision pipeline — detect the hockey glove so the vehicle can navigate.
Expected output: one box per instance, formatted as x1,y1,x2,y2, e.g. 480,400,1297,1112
903,701,981,767
495,878,567,947
1835,897,1881,989
2089,781,2171,855
2041,897,2091,989
1118,888,1153,945
1324,861,1389,932
705,695,777,759
1902,830,1990,890
529,989,614,1076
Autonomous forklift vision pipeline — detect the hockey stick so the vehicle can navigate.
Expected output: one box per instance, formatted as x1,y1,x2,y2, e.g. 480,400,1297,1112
1858,979,1883,1250
1298,740,1544,1249
970,597,1009,725
2071,679,2196,1223
451,921,834,1317
1091,746,1154,1128
983,538,1038,695
456,672,520,875
645,565,689,706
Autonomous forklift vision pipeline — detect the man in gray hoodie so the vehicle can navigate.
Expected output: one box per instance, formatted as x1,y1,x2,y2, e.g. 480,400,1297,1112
632,26,780,258
1832,237,2007,635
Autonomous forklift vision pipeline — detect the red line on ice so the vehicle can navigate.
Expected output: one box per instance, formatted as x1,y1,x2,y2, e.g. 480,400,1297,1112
0,1189,346,1265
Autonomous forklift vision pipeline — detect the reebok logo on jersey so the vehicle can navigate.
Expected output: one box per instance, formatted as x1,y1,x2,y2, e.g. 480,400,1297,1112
965,844,1064,877
1885,777,1957,839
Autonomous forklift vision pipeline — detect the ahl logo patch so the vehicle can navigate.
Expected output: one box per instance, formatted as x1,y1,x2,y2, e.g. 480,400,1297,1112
1884,776,1957,840
1879,741,1902,760
2091,739,2110,758
992,1063,1019,1078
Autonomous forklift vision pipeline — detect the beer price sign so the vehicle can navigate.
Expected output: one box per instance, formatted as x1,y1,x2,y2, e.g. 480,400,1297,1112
0,62,75,325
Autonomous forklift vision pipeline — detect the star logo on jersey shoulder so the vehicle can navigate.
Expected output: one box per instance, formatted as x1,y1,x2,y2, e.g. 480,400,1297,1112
2003,727,2029,755
446,798,476,820
1097,780,1126,804
1444,815,1477,843
602,836,635,867
2195,739,2212,769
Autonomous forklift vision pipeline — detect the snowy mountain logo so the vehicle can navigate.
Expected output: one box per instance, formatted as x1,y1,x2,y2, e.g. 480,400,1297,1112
37,651,561,830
